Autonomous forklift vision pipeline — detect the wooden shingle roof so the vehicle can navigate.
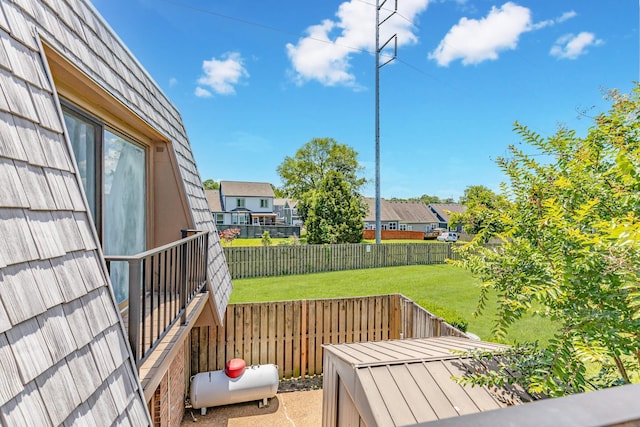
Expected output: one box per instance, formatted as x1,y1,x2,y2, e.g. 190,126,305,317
0,0,232,423
0,0,151,422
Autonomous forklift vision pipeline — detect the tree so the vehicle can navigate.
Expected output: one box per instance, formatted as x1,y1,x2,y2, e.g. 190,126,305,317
277,137,365,204
203,179,219,190
390,194,447,204
303,170,366,244
450,185,511,236
454,87,640,397
271,184,285,198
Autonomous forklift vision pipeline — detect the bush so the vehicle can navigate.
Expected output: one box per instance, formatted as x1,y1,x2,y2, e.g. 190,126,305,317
261,230,272,246
415,300,469,332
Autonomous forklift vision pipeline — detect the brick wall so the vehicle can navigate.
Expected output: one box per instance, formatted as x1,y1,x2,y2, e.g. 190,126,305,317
362,230,425,240
169,349,185,427
148,346,186,426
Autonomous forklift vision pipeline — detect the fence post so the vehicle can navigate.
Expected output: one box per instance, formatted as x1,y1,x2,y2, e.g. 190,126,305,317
128,259,141,365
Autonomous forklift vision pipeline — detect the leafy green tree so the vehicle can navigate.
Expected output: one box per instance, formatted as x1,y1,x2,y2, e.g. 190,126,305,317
454,87,640,397
271,185,285,198
304,171,366,244
202,179,219,190
277,137,365,204
391,194,446,204
450,185,511,237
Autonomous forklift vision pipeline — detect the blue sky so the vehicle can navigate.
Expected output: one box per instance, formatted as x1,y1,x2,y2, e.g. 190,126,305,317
92,0,637,200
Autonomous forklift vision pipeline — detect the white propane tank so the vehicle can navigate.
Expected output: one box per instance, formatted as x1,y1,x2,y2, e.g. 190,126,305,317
190,362,279,415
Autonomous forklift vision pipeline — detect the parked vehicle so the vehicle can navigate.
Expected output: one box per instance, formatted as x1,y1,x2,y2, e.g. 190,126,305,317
437,232,458,242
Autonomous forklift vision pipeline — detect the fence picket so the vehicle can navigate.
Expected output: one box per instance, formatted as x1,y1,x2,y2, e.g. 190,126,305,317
197,294,466,379
223,243,459,279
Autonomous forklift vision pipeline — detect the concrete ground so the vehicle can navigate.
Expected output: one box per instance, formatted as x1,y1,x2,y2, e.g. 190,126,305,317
180,389,323,427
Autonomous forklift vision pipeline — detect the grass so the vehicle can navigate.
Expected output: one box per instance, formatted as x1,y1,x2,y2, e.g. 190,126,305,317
230,264,557,346
222,238,446,246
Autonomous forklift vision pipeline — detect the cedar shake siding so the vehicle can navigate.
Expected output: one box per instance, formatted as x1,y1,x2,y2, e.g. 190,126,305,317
0,0,232,424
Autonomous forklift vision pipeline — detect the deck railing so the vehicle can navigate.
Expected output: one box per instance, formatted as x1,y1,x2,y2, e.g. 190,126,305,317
105,230,209,366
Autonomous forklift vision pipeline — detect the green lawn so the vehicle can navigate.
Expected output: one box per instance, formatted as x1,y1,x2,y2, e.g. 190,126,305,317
230,264,557,345
222,238,446,247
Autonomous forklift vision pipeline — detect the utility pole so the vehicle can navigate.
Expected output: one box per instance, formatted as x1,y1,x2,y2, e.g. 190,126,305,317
375,0,397,244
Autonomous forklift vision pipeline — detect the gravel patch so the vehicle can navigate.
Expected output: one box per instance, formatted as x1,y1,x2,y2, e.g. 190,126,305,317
278,375,323,393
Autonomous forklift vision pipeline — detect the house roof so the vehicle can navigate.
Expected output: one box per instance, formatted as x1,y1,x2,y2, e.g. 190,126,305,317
323,336,517,426
273,198,299,209
390,200,440,223
429,203,467,223
205,190,223,212
220,181,275,198
0,0,234,423
363,198,400,222
363,198,439,223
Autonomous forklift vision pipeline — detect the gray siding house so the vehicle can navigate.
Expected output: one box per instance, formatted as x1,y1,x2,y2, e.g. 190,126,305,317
429,203,467,231
0,0,232,425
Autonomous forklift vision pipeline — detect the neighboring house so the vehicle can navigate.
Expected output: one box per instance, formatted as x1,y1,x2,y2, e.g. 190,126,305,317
363,198,440,232
0,0,232,425
218,181,276,226
206,189,224,226
274,198,302,226
429,203,467,231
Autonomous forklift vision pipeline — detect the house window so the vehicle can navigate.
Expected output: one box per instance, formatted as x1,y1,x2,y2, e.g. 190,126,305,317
232,212,250,225
399,224,407,231
260,199,269,208
215,213,224,225
388,222,398,230
63,105,146,303
236,198,246,208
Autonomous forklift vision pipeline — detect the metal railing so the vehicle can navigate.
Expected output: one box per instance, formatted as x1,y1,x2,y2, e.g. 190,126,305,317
105,230,209,366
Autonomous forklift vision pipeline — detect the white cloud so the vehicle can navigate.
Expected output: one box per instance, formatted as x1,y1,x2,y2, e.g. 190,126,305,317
429,2,532,66
286,0,431,88
557,10,577,23
197,52,249,95
530,9,576,30
550,32,603,60
169,77,178,87
195,87,212,98
429,3,578,67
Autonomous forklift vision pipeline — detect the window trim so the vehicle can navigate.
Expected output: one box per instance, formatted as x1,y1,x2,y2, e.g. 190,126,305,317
61,102,104,238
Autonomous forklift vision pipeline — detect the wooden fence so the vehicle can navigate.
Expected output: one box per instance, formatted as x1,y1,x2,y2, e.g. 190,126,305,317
189,294,466,380
223,243,458,279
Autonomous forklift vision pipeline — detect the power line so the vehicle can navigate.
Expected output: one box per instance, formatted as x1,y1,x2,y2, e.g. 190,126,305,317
158,0,445,84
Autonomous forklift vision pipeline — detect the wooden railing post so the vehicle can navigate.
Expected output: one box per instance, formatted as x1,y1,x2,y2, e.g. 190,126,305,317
128,259,142,365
